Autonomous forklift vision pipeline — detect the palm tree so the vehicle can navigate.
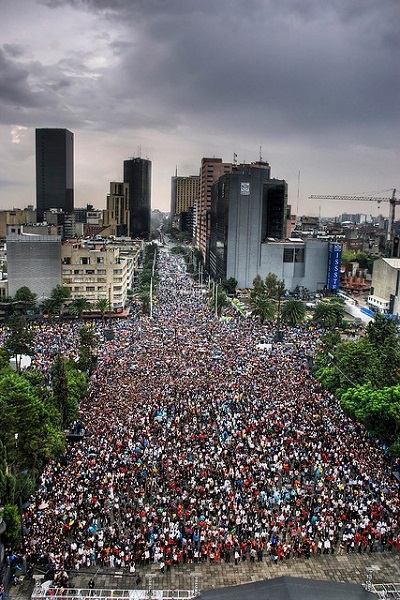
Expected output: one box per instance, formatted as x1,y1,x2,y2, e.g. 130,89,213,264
281,299,306,326
250,295,276,325
208,287,229,317
40,298,59,320
69,297,92,320
95,298,112,326
312,301,344,328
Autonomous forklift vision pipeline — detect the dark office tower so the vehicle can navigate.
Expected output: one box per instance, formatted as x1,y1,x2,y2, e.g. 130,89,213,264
123,157,152,239
36,129,74,222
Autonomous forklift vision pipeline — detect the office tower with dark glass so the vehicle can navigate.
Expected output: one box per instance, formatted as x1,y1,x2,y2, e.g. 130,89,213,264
123,157,152,239
36,129,74,222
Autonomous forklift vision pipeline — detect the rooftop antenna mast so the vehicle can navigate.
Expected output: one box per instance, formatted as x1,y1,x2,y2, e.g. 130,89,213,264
296,170,300,215
259,145,262,161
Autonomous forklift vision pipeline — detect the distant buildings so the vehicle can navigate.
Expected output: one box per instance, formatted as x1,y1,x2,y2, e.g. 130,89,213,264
123,157,152,239
170,174,199,233
36,129,74,222
103,182,130,237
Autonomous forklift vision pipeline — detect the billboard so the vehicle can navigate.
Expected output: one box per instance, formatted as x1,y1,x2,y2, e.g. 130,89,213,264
326,243,342,290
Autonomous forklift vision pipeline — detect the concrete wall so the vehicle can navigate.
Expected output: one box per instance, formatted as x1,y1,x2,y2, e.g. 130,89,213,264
7,235,62,298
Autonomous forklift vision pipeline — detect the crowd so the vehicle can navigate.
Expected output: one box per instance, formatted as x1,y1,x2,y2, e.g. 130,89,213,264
6,250,400,582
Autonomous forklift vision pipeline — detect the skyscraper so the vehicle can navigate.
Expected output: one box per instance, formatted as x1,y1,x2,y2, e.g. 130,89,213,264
123,157,152,239
36,128,74,222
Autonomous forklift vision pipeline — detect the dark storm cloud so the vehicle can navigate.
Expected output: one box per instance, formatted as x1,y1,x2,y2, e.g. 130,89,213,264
36,0,398,143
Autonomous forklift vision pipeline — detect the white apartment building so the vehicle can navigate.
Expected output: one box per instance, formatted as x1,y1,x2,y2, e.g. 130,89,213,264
61,240,134,310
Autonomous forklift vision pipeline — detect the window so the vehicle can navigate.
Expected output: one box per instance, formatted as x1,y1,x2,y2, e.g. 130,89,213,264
97,269,106,275
113,269,122,274
86,269,95,274
283,249,294,263
74,269,83,275
295,248,304,263
80,257,90,265
86,286,95,292
63,257,71,265
97,257,104,264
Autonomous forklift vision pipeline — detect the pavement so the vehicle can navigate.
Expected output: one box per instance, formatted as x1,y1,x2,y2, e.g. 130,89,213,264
6,550,400,598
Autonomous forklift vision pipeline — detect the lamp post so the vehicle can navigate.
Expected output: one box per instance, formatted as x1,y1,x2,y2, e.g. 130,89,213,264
14,434,25,552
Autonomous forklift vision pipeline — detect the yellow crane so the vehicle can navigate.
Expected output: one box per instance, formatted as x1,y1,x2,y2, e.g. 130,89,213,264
309,189,399,256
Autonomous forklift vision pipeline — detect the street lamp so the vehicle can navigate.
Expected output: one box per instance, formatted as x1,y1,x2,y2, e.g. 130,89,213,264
14,434,25,552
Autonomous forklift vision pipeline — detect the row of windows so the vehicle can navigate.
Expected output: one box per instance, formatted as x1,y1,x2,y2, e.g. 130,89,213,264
63,269,107,275
63,256,105,265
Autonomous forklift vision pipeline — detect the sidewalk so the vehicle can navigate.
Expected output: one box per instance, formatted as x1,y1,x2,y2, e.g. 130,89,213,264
7,550,400,599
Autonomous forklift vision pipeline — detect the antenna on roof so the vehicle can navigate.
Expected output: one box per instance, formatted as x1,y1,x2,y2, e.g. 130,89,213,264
259,145,262,161
233,152,237,165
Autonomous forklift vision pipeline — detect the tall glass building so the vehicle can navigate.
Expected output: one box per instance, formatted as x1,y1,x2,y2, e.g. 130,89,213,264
123,157,152,239
35,128,74,222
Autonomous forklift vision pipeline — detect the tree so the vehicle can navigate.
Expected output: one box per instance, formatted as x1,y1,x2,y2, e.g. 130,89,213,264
69,297,92,320
264,273,286,300
252,275,265,296
250,295,276,325
208,287,229,317
78,325,98,373
312,301,344,329
51,284,71,318
281,299,306,325
95,298,112,326
0,371,65,475
4,314,35,373
221,277,238,295
14,286,37,315
341,384,400,454
51,353,69,425
40,297,59,320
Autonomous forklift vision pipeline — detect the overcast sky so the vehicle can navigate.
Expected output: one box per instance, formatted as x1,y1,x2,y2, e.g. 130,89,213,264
1,0,399,217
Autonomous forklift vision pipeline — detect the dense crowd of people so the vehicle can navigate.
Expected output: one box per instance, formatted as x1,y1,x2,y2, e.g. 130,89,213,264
5,251,400,583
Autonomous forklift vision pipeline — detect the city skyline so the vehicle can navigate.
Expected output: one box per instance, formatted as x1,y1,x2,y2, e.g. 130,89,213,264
1,0,398,218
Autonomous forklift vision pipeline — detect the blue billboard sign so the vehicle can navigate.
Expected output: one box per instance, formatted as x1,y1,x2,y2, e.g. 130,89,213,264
326,243,342,290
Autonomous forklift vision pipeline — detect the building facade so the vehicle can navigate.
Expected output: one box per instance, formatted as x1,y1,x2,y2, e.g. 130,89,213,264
103,182,130,237
0,207,37,239
170,174,199,231
6,226,62,299
368,257,400,314
36,129,74,222
208,166,329,291
195,158,233,259
61,240,134,310
123,157,151,239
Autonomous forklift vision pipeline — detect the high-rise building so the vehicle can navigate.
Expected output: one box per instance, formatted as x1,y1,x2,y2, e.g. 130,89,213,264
195,158,233,260
208,164,329,291
103,182,130,237
123,157,151,239
36,129,74,222
170,174,199,233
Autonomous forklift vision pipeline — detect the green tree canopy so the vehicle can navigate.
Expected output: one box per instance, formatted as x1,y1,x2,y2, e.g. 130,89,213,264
69,297,92,319
4,314,36,373
250,295,276,325
312,301,344,329
281,298,306,326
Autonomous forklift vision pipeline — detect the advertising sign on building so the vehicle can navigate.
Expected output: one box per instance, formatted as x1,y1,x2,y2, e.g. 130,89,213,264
326,243,342,290
240,182,250,195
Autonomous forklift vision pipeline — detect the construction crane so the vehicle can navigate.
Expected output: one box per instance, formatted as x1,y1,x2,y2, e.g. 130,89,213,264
309,189,399,256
